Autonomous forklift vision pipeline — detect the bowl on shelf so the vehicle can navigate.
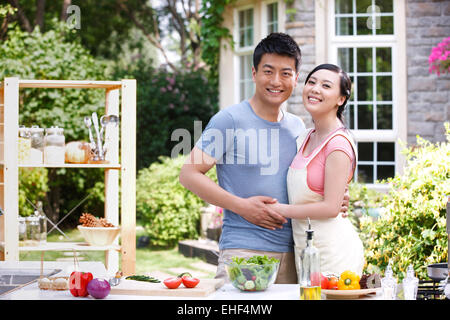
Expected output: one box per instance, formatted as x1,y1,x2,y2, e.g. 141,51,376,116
225,260,280,292
77,226,120,246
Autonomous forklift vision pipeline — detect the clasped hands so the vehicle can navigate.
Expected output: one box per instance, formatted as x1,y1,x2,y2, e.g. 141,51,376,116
238,192,350,231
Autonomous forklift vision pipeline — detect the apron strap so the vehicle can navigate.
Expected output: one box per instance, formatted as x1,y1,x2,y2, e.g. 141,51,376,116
305,129,358,176
295,128,314,152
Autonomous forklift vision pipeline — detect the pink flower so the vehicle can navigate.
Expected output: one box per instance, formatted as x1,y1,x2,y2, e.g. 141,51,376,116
429,37,450,76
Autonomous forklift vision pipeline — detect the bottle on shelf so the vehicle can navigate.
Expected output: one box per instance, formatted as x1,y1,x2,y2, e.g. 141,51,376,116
402,264,418,300
26,216,40,246
18,216,27,245
29,125,44,165
381,260,397,300
299,218,321,300
18,125,31,164
34,201,47,244
44,126,65,165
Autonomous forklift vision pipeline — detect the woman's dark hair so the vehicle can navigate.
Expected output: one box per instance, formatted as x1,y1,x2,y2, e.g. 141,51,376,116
304,63,352,124
253,33,302,72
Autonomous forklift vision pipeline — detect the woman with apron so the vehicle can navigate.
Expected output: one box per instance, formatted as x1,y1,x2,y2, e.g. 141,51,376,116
268,64,365,277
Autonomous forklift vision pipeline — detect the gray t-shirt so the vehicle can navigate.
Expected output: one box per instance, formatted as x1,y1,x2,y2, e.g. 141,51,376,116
195,100,305,252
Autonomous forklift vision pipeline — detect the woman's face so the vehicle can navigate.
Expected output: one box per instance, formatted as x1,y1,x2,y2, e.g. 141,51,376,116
302,69,345,118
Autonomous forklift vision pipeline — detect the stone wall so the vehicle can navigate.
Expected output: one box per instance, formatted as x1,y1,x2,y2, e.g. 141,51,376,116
285,0,315,129
406,0,450,144
284,0,450,142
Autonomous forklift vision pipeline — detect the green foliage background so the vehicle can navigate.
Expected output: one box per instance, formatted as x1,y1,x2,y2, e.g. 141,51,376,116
115,60,218,170
136,155,217,247
360,124,450,280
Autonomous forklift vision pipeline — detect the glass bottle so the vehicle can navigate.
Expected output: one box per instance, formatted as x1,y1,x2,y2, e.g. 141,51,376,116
18,125,31,164
29,125,44,165
44,126,65,165
18,216,27,244
381,261,397,300
299,218,321,300
402,264,418,300
34,201,47,244
26,216,40,245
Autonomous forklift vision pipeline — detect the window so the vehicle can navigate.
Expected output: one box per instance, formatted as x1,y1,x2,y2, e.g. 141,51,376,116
329,0,403,185
234,1,284,102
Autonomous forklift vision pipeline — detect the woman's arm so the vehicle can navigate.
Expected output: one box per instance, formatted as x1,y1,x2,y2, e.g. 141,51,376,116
268,150,352,219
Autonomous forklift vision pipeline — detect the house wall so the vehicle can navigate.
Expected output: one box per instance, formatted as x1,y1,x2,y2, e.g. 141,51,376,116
284,0,317,129
405,0,450,144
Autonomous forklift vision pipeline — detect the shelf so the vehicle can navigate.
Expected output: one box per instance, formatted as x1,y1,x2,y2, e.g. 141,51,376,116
18,163,121,169
1,241,121,252
0,80,123,90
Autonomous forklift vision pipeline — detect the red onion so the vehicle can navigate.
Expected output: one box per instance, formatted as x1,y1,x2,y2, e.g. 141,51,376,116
87,278,111,299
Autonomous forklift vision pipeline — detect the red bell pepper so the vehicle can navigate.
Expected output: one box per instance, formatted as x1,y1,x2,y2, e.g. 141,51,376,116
69,271,93,297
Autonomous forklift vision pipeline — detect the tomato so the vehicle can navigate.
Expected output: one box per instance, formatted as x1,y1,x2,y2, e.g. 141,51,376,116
163,277,182,289
181,275,200,288
327,276,339,290
320,273,329,289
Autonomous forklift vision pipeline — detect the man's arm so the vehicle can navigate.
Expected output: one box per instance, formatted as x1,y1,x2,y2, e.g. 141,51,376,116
179,146,287,230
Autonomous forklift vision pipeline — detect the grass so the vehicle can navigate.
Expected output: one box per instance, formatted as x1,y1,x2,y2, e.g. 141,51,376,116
19,226,216,278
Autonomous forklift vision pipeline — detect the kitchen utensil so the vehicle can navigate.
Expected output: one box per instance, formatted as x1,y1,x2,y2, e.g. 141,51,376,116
84,116,96,149
91,112,104,159
110,278,224,297
427,263,448,281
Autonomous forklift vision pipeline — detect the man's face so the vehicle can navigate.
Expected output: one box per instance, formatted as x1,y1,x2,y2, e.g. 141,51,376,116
252,53,299,108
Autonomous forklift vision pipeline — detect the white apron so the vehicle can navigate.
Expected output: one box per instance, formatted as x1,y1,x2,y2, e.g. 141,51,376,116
288,128,365,278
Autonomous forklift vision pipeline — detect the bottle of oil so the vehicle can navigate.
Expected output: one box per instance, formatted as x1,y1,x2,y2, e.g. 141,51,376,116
299,218,321,300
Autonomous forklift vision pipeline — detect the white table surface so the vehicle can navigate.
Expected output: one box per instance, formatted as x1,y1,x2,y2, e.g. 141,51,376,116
0,261,381,300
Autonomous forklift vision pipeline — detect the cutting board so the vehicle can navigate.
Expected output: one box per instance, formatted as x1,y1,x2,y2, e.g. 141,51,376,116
110,278,225,297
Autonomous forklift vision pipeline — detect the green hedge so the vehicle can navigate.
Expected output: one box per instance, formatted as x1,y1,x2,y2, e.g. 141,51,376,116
136,155,217,247
360,123,449,280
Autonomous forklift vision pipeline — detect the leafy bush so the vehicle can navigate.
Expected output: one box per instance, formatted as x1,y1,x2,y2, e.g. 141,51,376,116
347,182,386,231
360,123,450,280
18,168,49,217
136,155,217,247
114,60,219,170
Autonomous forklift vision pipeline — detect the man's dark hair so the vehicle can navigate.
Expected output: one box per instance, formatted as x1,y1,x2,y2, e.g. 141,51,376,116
253,33,302,72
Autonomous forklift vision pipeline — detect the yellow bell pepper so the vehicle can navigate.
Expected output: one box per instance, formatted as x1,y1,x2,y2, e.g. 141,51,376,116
337,270,360,290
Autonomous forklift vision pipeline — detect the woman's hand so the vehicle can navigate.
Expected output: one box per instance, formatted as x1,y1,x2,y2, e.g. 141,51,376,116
340,188,350,218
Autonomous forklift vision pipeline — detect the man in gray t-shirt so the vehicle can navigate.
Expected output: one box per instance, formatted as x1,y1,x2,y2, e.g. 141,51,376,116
180,33,303,283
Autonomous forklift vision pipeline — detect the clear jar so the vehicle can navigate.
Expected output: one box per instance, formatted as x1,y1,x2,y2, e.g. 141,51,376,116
18,125,31,164
18,216,27,242
25,216,40,245
44,126,65,165
29,125,44,165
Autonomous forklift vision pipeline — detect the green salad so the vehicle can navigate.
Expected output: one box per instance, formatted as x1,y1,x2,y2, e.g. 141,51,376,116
226,255,280,291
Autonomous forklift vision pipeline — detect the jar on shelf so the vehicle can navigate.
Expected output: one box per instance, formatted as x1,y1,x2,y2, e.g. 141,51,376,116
18,125,31,164
29,125,44,165
25,216,40,245
44,126,65,165
18,216,27,243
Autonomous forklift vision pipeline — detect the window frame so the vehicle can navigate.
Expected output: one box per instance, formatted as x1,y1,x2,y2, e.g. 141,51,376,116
233,1,285,103
326,0,407,189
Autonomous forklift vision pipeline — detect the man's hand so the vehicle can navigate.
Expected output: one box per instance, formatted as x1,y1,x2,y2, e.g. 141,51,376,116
340,187,350,218
236,196,287,230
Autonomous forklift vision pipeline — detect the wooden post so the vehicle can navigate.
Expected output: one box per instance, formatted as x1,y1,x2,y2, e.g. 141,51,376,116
3,78,19,261
0,85,4,260
104,88,120,273
120,80,136,276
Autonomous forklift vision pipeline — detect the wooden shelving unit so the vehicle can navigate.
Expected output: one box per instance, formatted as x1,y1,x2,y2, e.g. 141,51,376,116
0,78,136,275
